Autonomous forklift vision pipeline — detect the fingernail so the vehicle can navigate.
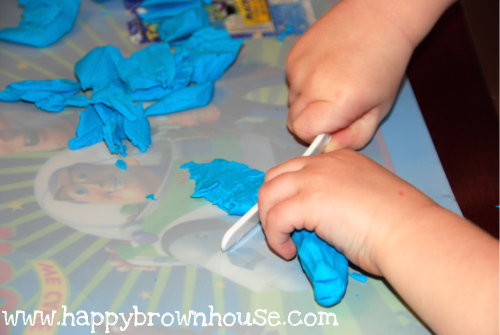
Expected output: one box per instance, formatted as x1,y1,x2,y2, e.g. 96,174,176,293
324,140,341,153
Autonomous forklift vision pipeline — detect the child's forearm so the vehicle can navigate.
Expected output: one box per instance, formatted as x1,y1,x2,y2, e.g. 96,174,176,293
377,205,499,334
355,0,457,48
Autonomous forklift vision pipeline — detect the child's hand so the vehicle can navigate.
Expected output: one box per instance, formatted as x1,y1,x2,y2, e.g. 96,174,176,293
286,0,453,150
259,149,499,334
258,149,436,275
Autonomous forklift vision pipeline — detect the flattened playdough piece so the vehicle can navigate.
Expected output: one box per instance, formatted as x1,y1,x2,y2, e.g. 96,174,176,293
116,159,127,170
181,159,349,306
75,45,124,91
144,81,214,116
180,159,264,215
0,0,80,47
138,0,204,23
124,102,151,153
157,7,210,43
0,79,81,102
178,27,244,83
0,79,88,112
116,43,176,92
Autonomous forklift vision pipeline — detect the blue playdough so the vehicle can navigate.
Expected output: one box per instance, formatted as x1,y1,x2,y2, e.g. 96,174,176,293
178,27,245,83
68,105,105,150
180,159,264,215
75,46,124,91
157,7,210,43
91,83,138,121
115,159,127,170
0,24,243,154
0,0,80,47
181,159,349,306
138,0,206,23
349,271,368,283
293,230,348,306
116,43,176,92
146,194,157,201
144,81,214,116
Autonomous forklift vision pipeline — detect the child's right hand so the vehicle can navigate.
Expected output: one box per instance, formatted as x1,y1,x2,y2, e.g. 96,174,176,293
258,149,437,275
258,149,499,334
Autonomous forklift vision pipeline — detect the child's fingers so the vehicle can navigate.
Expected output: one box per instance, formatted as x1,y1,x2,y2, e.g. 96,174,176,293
259,171,299,227
264,156,307,183
325,108,383,152
290,99,363,143
263,196,308,260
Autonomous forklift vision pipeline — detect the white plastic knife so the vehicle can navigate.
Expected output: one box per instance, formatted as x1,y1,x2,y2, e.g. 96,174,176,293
221,133,331,251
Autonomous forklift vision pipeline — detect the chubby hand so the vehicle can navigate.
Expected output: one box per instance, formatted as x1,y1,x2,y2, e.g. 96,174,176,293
286,0,415,150
258,149,436,276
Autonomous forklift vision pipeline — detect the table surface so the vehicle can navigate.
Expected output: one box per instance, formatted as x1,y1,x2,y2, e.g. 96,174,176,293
0,0,490,334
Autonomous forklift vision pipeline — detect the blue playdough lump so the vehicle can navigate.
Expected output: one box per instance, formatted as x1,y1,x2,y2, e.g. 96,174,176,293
115,159,127,170
138,0,207,23
181,159,264,215
293,230,348,307
0,0,80,47
349,271,368,283
157,7,210,43
0,26,243,154
146,194,157,201
181,159,349,306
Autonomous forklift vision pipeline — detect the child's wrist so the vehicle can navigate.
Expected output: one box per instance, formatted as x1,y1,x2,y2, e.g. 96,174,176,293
372,202,445,277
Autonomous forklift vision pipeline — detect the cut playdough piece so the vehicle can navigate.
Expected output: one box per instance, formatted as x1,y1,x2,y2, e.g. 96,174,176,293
115,159,127,170
123,102,151,153
180,159,264,215
0,79,81,102
116,43,176,92
157,7,210,43
90,83,137,121
181,159,349,306
0,79,88,112
177,27,245,83
144,81,214,116
0,0,80,47
138,0,205,23
75,46,124,91
69,105,104,150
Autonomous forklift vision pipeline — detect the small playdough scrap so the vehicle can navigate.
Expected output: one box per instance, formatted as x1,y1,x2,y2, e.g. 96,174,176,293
181,159,349,306
0,0,80,47
0,79,81,101
115,159,127,170
0,79,89,112
349,271,368,283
